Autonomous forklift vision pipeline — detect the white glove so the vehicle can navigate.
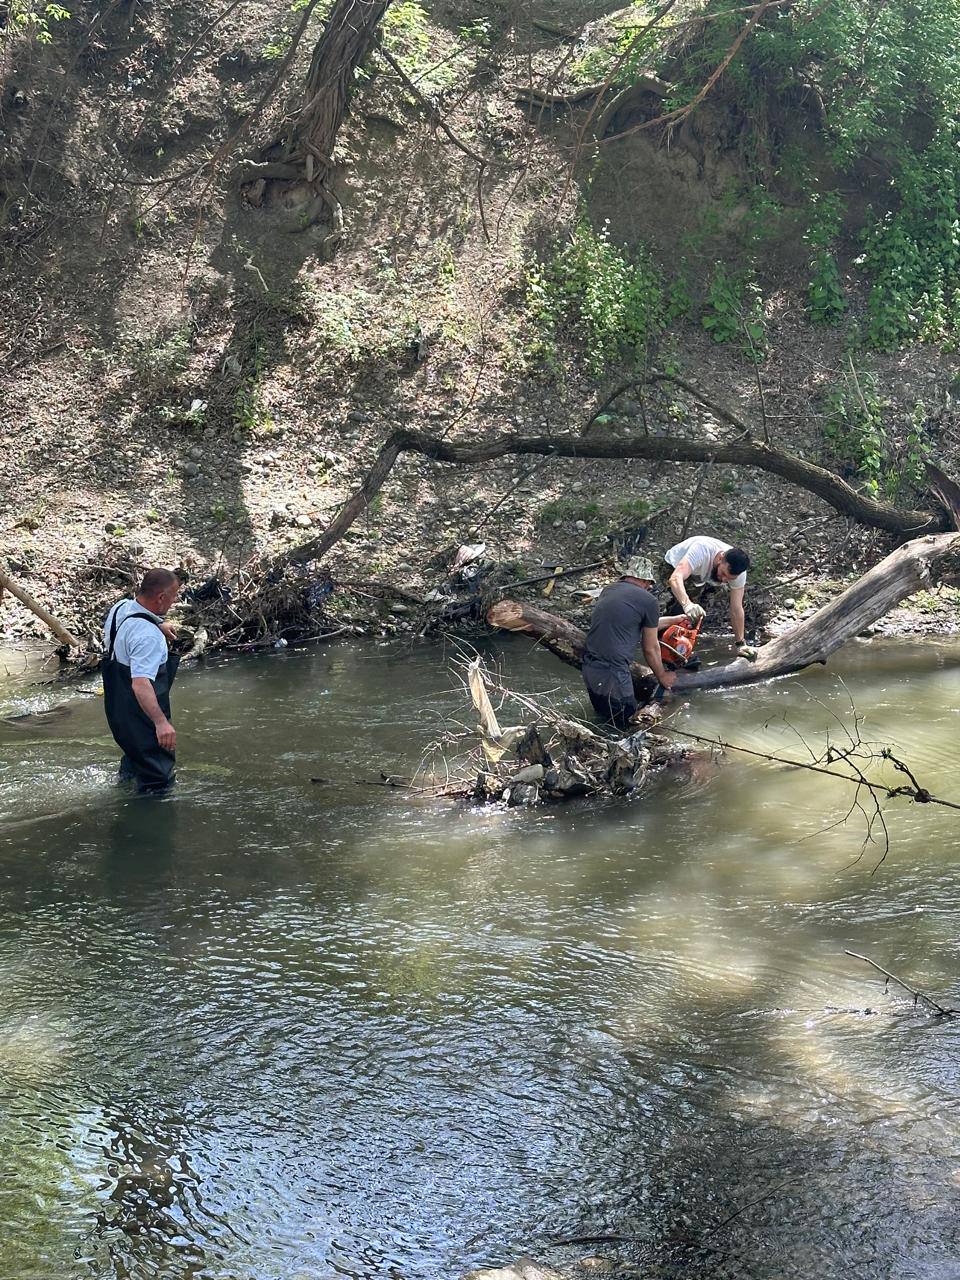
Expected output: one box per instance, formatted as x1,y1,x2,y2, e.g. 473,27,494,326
683,602,706,623
738,644,759,660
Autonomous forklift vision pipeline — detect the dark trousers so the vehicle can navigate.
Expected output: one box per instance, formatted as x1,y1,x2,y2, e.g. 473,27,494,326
582,659,638,729
117,748,175,794
584,685,637,729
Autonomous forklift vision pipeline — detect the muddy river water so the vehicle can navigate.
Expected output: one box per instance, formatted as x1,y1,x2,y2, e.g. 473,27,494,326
0,636,959,1279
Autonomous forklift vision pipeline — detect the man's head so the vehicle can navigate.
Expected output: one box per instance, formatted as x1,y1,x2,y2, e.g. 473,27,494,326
713,547,750,583
136,568,181,615
621,555,656,587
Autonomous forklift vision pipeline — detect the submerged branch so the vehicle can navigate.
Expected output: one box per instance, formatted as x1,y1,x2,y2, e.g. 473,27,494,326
844,951,956,1017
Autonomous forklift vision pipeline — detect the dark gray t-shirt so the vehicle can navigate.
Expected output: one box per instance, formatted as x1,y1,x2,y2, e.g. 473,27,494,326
583,580,659,666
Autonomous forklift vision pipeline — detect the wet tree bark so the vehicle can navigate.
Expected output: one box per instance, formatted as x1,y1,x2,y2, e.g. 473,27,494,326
488,532,960,696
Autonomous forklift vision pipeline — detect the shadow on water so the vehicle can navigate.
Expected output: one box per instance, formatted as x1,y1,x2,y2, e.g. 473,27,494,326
0,640,959,1277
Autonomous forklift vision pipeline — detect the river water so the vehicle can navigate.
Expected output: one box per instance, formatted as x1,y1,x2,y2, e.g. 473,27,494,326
0,636,959,1280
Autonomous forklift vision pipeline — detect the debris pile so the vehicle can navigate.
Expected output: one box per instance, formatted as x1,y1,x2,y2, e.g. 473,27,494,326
461,658,689,807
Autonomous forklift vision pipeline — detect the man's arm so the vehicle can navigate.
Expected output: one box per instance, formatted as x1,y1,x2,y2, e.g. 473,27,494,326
667,558,705,622
131,677,176,751
641,627,677,688
667,558,693,608
729,587,746,645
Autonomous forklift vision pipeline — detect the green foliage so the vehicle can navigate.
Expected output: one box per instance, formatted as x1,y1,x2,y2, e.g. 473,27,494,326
743,185,784,246
233,331,273,433
805,192,846,324
702,267,766,357
126,325,191,396
157,399,206,429
600,0,960,350
701,266,742,344
1,0,69,45
569,5,665,86
537,498,601,527
383,0,458,89
537,495,653,534
526,220,664,376
260,0,327,60
615,497,652,523
859,140,960,348
311,285,418,366
457,17,491,47
822,364,931,500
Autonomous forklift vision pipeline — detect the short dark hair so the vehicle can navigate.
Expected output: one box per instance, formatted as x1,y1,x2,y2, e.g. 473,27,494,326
139,568,179,596
724,547,750,576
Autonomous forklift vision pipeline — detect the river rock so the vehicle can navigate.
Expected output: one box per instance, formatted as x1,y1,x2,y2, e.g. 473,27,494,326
462,1262,565,1280
506,783,539,806
511,764,544,784
183,461,200,478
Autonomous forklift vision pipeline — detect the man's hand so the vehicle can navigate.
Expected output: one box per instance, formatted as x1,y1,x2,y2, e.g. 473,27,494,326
658,670,678,689
159,621,177,646
683,602,706,624
155,718,176,752
737,644,759,660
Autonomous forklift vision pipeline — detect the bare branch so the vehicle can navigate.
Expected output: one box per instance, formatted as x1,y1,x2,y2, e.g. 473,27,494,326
845,951,956,1017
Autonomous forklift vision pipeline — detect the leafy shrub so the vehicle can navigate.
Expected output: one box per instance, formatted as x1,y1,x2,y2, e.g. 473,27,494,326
822,364,930,500
126,326,192,396
1,0,69,46
702,267,766,357
805,192,846,325
526,220,664,375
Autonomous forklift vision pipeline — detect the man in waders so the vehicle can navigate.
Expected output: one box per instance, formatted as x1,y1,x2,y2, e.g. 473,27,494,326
581,557,679,729
102,568,181,793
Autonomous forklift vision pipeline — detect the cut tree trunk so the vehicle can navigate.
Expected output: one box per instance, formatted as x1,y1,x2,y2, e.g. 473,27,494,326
487,532,960,697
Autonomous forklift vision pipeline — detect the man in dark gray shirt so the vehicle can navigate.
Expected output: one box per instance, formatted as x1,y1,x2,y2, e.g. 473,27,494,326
581,557,679,729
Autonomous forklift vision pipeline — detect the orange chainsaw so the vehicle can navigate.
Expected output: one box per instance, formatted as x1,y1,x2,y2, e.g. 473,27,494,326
659,615,703,670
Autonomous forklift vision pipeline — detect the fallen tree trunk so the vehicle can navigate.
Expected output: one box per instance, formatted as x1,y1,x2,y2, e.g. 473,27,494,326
281,423,944,567
0,568,81,648
488,532,960,696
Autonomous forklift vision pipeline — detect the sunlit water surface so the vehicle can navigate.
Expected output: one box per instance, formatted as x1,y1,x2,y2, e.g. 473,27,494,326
1,636,959,1280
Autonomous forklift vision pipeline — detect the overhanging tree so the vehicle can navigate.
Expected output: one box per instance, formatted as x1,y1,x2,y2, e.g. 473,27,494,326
239,0,391,234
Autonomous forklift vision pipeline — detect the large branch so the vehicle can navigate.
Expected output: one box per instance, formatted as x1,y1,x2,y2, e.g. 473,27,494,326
487,532,960,696
281,426,943,565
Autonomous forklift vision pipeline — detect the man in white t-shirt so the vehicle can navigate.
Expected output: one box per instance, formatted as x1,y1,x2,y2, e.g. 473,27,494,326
102,568,181,791
663,536,756,659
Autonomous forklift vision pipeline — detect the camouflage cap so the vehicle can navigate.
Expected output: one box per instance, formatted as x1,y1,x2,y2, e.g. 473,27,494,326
622,555,656,583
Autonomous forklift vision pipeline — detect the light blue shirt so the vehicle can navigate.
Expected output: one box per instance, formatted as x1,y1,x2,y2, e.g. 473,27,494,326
103,599,168,680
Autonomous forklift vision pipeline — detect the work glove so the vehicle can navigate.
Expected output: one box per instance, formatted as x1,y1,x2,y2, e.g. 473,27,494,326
738,644,759,660
683,602,706,624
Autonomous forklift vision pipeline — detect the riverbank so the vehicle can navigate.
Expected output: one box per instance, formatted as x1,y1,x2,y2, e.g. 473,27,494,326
4,0,960,662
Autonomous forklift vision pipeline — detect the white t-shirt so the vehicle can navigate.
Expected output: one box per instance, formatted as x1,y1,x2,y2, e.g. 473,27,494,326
103,599,168,679
665,536,747,590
